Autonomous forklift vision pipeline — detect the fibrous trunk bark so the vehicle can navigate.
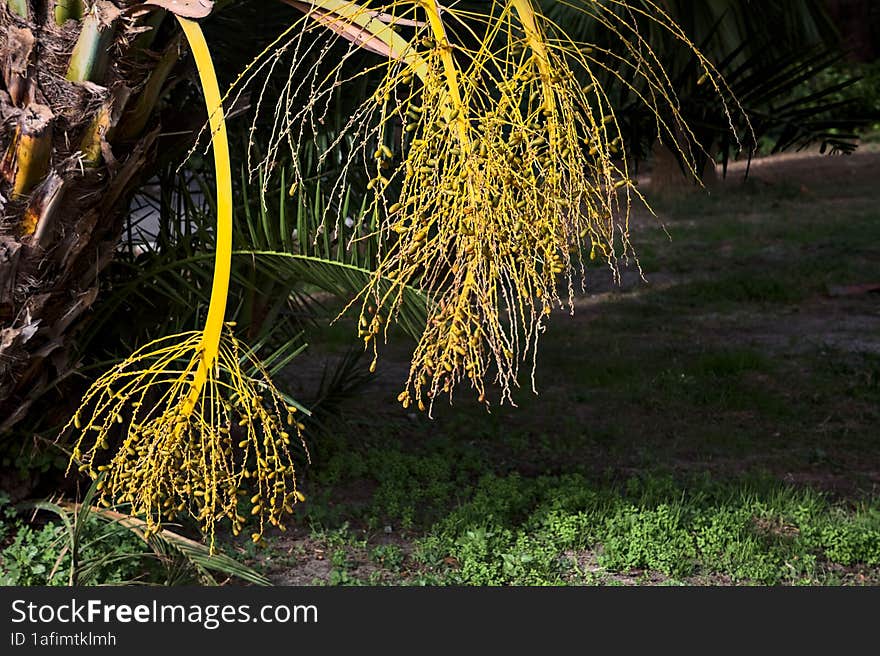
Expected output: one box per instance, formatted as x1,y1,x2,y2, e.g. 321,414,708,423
0,1,180,432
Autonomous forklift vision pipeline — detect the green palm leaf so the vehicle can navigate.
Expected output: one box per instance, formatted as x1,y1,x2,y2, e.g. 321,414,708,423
88,250,427,345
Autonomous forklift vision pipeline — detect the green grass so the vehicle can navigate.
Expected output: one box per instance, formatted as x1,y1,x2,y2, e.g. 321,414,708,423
258,462,880,585
241,154,880,585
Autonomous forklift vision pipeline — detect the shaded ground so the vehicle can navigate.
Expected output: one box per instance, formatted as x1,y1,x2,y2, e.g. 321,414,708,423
241,148,880,585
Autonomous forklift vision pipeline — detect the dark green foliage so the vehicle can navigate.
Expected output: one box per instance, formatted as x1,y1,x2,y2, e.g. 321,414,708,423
0,486,269,586
538,0,863,171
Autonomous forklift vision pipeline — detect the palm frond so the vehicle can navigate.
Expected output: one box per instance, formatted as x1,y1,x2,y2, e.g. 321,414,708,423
94,249,427,341
539,0,838,65
82,507,271,586
25,481,270,586
243,250,428,338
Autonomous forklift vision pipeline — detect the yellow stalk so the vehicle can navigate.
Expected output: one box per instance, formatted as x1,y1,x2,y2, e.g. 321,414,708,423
510,0,557,138
175,16,232,417
418,0,470,148
64,16,308,547
289,1,464,128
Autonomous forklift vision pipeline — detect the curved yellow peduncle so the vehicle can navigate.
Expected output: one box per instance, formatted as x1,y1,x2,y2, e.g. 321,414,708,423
64,16,310,548
418,0,470,148
510,0,558,140
175,17,232,416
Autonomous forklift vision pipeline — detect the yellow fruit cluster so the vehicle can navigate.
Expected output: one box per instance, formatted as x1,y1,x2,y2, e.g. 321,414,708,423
232,0,736,410
66,328,309,549
356,0,637,411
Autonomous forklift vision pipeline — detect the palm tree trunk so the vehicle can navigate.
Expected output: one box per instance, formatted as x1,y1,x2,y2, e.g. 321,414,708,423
649,140,718,194
0,1,179,431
